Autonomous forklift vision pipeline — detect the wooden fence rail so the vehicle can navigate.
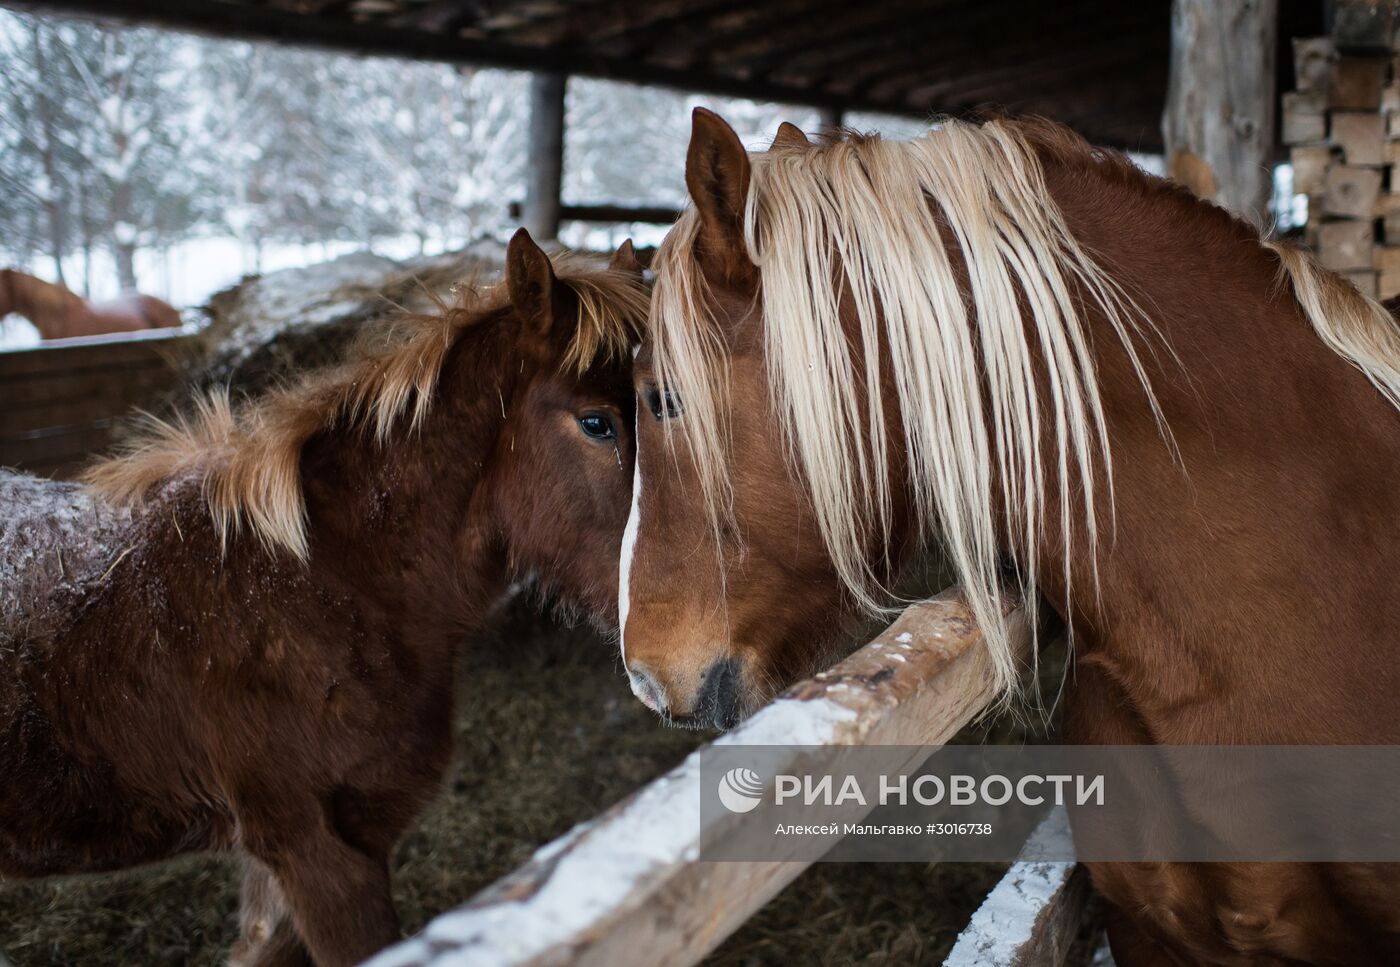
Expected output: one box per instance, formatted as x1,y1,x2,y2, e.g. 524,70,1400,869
0,330,192,479
366,588,1058,967
945,806,1090,967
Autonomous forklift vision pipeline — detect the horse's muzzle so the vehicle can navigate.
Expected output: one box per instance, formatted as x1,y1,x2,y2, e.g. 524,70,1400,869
628,657,744,731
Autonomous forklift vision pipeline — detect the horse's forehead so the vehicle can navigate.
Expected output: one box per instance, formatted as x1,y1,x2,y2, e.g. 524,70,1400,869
676,284,764,357
523,353,633,406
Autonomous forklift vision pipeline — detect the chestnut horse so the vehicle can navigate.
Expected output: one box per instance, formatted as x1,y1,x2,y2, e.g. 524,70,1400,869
620,110,1400,964
0,230,647,967
0,267,181,339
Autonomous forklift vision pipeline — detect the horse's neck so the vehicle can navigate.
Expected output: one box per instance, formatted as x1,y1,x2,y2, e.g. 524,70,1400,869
1,270,78,337
296,340,514,631
1033,163,1400,742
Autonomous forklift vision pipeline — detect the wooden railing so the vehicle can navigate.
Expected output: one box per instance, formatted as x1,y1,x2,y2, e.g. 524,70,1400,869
944,806,1089,967
0,330,192,479
365,589,1091,967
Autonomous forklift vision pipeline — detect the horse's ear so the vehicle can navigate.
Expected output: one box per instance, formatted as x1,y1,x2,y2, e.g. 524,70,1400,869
686,107,753,280
771,121,811,150
506,227,561,334
608,239,644,277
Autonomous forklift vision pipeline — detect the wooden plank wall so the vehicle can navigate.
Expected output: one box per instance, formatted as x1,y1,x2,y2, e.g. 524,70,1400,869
0,331,192,479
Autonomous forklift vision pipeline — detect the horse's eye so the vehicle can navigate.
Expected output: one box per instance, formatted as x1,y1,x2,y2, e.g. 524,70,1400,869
578,413,616,440
645,386,682,421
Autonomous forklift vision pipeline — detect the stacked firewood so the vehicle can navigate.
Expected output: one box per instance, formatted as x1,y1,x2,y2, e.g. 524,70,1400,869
1284,5,1400,298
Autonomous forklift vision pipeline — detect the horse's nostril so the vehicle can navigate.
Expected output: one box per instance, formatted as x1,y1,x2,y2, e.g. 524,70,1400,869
695,658,742,730
627,665,667,715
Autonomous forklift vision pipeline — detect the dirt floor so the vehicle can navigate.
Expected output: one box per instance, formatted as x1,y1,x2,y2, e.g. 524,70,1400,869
0,598,1091,966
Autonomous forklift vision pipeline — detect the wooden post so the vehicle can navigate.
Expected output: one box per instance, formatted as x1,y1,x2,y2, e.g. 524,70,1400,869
1162,0,1278,227
818,104,844,132
523,72,566,241
943,807,1089,967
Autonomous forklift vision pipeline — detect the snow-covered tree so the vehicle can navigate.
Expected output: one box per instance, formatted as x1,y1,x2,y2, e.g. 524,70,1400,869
0,17,82,283
50,19,196,289
0,6,931,312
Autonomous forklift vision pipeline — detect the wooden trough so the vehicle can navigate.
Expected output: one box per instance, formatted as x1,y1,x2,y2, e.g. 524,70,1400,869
366,588,1094,967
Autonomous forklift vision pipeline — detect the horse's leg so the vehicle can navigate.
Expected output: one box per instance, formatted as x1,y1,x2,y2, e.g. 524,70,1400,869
228,856,311,967
274,837,397,967
1103,904,1191,967
239,803,398,967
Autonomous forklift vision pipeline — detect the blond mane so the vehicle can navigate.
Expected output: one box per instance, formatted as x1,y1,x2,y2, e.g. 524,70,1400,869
85,253,649,561
1265,241,1400,409
651,117,1400,698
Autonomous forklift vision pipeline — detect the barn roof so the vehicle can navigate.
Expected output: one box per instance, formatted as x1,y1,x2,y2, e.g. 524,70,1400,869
19,0,1325,153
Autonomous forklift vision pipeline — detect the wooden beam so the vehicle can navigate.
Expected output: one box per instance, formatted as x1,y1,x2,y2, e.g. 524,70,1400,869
506,0,746,48
651,0,931,70
507,201,681,225
847,4,1168,102
1162,0,1279,228
9,0,927,121
890,46,1151,108
943,807,1090,967
383,0,468,34
523,72,566,242
363,587,1030,967
799,0,1160,98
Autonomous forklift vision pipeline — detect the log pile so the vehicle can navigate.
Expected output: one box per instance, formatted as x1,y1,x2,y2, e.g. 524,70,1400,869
1284,4,1400,299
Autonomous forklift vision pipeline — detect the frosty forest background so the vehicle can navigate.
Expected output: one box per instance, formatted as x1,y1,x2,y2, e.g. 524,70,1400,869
0,7,934,346
5,7,1299,353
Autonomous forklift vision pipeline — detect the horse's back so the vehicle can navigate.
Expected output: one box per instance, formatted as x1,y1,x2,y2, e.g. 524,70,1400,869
97,292,182,331
0,469,133,640
134,294,182,330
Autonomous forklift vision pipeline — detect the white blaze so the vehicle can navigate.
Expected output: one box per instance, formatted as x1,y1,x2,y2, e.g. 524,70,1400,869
618,409,641,664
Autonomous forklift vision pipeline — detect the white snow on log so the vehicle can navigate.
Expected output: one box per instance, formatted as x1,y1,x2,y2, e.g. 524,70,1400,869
719,695,858,747
366,697,860,966
365,587,1028,967
413,754,703,963
943,806,1085,967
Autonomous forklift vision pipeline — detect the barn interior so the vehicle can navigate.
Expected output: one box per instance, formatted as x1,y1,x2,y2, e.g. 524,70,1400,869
0,2,1379,965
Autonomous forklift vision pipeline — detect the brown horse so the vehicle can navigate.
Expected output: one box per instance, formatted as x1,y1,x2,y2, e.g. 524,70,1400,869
0,267,181,339
620,109,1400,964
0,230,647,967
